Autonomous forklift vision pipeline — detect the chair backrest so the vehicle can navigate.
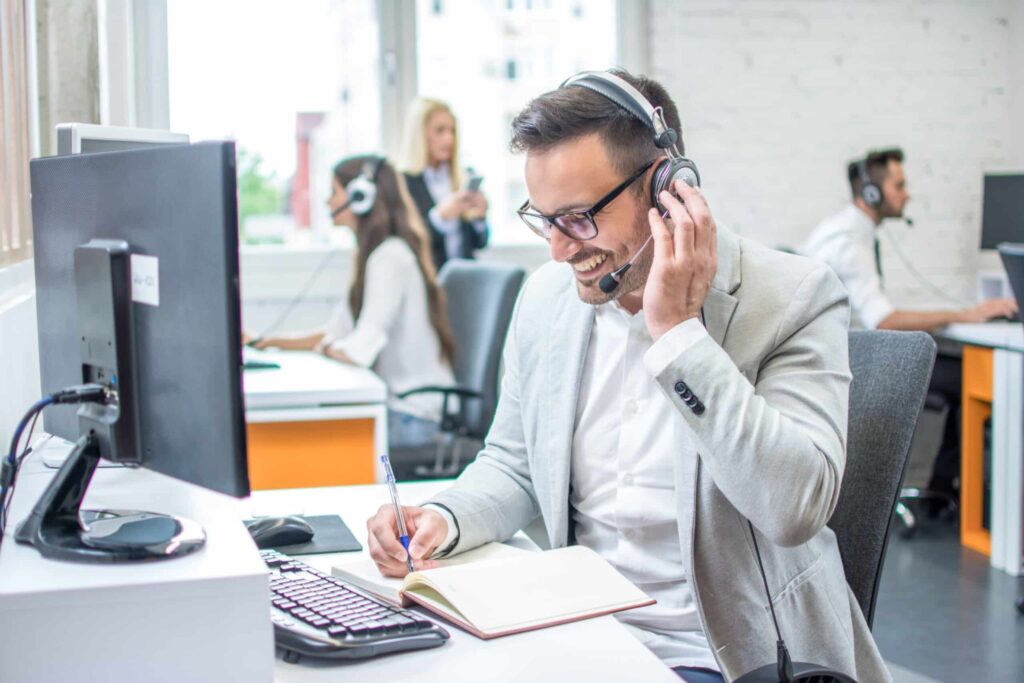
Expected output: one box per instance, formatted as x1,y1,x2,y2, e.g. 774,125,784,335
827,330,936,628
438,259,525,437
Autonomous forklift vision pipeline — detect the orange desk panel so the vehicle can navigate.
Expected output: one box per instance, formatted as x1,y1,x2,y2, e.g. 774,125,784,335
961,345,993,556
247,418,376,490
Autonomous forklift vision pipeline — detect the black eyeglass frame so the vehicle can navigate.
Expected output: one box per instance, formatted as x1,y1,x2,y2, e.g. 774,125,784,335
517,159,655,241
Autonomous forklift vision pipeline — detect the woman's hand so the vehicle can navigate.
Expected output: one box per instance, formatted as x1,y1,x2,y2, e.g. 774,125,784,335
437,191,472,221
465,191,488,221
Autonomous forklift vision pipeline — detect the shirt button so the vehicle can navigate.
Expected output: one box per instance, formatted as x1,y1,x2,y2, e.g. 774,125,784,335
621,473,634,486
625,399,640,415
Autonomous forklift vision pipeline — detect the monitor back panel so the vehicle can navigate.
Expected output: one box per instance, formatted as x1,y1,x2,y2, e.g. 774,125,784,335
31,142,249,497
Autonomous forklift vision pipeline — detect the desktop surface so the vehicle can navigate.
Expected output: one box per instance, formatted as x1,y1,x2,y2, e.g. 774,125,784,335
243,350,386,410
250,481,679,683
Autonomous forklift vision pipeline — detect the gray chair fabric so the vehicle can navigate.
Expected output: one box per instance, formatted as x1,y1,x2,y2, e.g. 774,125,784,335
442,259,526,437
392,259,525,478
827,330,936,628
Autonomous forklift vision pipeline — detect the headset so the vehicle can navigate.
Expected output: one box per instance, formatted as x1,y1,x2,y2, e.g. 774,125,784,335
855,156,883,208
333,156,386,218
560,70,702,294
561,70,701,214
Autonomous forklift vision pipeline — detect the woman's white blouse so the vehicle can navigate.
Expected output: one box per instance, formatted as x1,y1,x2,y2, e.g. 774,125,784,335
323,237,454,420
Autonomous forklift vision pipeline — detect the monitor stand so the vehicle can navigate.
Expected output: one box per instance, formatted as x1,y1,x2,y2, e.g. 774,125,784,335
15,433,205,562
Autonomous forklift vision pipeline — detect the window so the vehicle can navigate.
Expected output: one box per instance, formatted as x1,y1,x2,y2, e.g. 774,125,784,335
167,0,383,245
415,0,617,244
1,0,33,268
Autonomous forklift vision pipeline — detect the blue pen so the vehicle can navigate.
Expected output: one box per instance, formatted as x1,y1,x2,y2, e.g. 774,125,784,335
381,454,416,574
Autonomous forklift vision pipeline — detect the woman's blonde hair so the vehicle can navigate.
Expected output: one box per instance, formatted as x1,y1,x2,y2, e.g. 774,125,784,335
400,97,462,191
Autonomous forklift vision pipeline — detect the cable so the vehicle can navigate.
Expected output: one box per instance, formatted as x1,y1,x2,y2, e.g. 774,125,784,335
248,249,338,346
1,384,108,548
880,225,974,308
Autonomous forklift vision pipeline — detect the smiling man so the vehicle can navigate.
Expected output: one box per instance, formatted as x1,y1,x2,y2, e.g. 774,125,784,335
366,70,890,682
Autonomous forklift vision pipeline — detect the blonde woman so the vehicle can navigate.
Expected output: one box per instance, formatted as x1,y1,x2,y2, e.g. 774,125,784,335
401,98,489,271
252,155,456,447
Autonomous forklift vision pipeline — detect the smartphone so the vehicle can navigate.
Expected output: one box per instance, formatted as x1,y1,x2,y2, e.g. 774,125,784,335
464,174,484,193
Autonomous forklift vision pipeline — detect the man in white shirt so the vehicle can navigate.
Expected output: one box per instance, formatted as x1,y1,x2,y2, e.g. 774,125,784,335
367,70,891,682
803,149,1018,506
801,148,1017,331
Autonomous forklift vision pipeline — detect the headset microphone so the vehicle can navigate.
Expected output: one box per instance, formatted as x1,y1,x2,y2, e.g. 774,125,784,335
330,192,364,218
599,235,654,294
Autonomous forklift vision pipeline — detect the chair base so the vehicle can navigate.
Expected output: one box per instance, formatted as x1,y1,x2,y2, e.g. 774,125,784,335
896,487,958,538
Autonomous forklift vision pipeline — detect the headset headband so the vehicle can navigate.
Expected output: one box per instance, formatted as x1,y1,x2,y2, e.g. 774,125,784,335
561,71,679,152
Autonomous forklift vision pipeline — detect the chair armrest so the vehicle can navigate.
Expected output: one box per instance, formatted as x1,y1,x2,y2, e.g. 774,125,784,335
397,385,481,400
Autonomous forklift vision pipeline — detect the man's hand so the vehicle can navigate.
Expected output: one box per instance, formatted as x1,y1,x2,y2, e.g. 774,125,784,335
960,297,1019,323
643,180,718,341
366,504,448,577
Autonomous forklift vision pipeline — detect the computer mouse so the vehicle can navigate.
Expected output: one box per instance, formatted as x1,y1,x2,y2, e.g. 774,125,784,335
246,515,315,549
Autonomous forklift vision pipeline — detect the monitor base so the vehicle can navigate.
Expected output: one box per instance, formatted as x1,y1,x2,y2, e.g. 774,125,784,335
15,433,205,562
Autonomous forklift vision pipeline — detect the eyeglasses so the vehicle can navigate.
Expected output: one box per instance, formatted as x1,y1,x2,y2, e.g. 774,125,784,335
517,160,654,241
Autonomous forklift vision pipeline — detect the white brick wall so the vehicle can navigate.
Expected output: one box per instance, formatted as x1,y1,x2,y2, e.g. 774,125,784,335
650,0,1022,308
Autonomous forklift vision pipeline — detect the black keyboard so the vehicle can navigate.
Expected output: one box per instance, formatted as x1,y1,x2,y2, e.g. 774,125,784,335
262,549,449,663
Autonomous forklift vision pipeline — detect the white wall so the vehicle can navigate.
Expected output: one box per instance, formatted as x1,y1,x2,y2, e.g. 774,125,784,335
1010,0,1024,166
650,0,1021,308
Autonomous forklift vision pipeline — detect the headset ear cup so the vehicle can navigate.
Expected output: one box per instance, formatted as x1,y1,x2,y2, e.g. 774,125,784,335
650,158,702,212
862,183,882,207
346,176,377,216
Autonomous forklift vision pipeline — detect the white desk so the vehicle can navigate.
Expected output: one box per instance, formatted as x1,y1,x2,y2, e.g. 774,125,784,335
1,444,677,683
943,322,1024,575
244,350,389,487
249,481,679,683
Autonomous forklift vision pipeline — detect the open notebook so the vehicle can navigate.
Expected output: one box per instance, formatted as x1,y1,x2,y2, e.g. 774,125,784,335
332,543,654,639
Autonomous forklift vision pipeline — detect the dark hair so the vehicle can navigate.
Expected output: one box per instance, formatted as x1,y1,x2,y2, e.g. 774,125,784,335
332,155,455,365
847,148,904,199
510,69,682,195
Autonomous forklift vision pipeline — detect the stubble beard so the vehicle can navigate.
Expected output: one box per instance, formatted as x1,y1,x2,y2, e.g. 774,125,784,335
573,202,653,306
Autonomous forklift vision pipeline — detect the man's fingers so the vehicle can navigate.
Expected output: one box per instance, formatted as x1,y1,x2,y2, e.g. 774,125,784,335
367,533,407,577
674,181,715,257
648,207,673,261
366,507,411,562
660,190,694,261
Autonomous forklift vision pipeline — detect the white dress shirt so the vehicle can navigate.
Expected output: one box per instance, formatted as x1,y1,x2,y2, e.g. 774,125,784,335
322,237,454,421
423,163,486,258
431,307,717,669
801,204,893,329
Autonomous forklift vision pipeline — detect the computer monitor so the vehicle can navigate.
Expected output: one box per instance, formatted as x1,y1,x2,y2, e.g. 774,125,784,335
19,141,248,563
56,122,189,155
998,243,1024,314
981,174,1024,249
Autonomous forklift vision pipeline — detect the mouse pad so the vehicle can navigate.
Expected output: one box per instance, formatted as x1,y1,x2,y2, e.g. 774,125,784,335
245,514,363,554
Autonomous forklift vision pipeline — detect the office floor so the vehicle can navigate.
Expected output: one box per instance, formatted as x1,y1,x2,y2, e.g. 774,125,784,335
874,517,1024,682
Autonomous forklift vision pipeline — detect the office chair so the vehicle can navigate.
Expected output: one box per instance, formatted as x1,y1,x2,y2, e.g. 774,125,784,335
828,330,936,627
393,259,525,480
894,390,958,537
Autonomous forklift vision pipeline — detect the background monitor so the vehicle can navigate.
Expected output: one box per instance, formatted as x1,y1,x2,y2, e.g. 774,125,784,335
31,142,249,499
56,122,189,155
980,174,1024,249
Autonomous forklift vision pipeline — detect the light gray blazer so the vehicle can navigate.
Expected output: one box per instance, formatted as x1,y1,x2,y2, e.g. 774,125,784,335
430,228,890,682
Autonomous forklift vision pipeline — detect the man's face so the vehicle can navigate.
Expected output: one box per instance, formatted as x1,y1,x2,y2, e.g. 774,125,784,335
880,160,910,218
523,134,652,305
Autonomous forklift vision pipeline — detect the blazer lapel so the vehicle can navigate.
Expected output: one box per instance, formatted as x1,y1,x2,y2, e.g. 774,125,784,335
541,280,594,548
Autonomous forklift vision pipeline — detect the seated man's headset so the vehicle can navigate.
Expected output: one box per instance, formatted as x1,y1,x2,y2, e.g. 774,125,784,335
856,157,883,208
332,155,386,218
564,70,858,683
560,70,701,294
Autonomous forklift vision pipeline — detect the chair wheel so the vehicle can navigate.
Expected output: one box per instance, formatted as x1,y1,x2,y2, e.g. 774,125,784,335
1016,597,1024,615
